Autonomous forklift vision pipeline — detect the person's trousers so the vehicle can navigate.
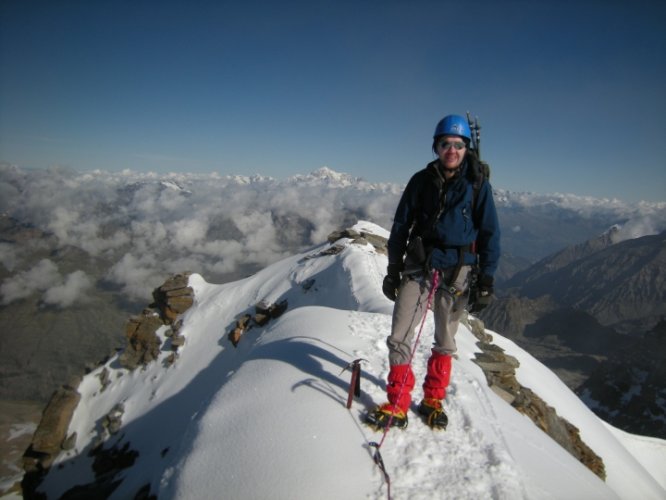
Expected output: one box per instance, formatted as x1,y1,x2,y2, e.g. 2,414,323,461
384,267,470,408
387,266,471,366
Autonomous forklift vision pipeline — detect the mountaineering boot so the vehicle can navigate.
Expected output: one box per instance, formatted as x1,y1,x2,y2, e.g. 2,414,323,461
419,351,451,429
364,364,414,430
418,398,448,430
365,403,408,430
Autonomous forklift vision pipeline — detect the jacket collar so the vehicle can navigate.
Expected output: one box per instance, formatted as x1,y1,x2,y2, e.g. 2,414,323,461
426,159,468,184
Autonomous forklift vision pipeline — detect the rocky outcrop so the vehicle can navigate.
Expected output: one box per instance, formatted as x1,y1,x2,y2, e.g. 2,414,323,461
22,386,81,472
21,385,81,498
119,273,194,370
151,273,195,323
464,314,606,480
118,309,164,370
21,273,196,498
229,300,288,347
327,228,388,254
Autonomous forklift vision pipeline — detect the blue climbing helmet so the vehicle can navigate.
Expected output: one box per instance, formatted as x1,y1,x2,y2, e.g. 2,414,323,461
433,114,471,141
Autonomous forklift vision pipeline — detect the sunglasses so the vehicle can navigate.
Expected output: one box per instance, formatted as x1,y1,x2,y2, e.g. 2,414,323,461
438,140,466,151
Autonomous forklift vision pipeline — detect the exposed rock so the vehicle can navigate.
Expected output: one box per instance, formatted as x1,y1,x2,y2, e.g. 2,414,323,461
303,227,388,263
97,367,111,392
301,279,316,291
62,432,77,451
165,319,187,349
489,384,516,404
170,334,186,349
22,271,199,497
102,404,125,436
115,274,195,370
253,302,271,326
229,300,289,347
327,228,388,255
358,232,389,253
151,272,194,323
327,228,361,243
302,244,345,260
163,352,178,368
265,299,288,319
118,309,164,370
229,313,252,347
513,388,606,479
23,386,81,471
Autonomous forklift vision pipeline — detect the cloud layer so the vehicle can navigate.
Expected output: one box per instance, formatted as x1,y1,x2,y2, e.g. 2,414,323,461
1,163,664,306
0,164,402,302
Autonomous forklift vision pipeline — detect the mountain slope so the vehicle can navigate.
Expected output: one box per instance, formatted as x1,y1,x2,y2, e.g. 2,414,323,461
504,225,621,288
507,231,666,327
484,228,666,349
21,222,666,499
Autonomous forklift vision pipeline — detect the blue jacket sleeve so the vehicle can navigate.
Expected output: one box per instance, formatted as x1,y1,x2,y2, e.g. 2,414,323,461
473,180,501,277
386,173,422,268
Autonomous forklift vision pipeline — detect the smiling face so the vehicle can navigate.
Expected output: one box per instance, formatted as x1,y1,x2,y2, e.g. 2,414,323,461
436,135,467,171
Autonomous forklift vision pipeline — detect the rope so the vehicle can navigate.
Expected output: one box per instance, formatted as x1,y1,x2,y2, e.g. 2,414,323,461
369,269,440,499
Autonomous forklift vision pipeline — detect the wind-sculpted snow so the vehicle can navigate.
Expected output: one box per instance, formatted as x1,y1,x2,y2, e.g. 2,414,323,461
34,221,666,499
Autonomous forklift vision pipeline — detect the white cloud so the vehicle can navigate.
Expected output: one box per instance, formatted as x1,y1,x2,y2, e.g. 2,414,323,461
0,258,93,308
130,220,168,254
169,218,208,250
106,253,163,300
0,259,60,305
612,216,665,243
0,242,19,272
42,270,93,308
2,164,665,302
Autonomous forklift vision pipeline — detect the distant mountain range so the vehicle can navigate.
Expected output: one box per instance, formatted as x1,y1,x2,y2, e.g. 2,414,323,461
480,229,666,438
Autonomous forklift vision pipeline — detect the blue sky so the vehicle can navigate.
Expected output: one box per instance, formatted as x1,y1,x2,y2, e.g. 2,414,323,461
1,0,665,202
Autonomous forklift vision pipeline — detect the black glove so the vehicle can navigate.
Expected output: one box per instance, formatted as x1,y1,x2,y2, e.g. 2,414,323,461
470,274,494,313
382,263,402,301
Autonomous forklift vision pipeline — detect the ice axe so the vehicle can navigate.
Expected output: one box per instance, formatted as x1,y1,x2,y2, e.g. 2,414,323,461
340,358,366,409
466,111,481,159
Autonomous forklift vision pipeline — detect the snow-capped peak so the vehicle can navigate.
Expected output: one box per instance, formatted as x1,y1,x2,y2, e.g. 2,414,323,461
287,166,361,187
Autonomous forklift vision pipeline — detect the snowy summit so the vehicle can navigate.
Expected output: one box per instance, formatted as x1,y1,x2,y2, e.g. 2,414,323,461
29,222,666,499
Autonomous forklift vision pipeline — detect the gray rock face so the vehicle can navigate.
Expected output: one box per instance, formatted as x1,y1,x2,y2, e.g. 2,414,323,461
23,386,81,470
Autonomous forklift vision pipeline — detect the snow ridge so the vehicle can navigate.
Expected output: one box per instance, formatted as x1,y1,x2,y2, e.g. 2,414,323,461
35,221,666,499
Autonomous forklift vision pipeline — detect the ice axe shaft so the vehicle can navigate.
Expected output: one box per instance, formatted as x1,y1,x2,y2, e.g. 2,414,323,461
466,111,481,159
341,358,365,409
